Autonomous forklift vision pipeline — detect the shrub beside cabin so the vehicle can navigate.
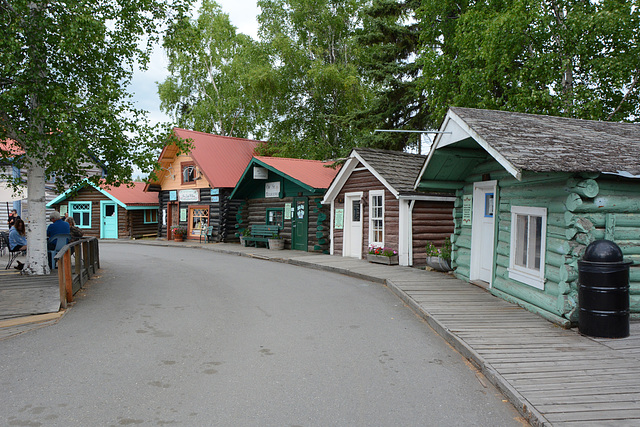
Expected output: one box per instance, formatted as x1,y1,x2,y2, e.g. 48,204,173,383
322,148,455,266
416,107,640,326
230,157,339,251
47,181,158,239
145,129,262,241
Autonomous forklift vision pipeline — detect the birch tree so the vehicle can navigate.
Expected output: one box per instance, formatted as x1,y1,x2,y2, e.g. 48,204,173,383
0,0,189,275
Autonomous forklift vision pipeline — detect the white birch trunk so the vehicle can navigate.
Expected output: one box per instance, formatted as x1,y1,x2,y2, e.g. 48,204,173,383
23,159,50,275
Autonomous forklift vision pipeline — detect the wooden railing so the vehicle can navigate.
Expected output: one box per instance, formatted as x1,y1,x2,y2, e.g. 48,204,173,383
55,237,100,308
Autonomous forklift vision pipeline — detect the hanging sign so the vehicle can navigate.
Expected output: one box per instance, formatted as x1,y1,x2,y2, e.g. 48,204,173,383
179,189,200,202
210,188,219,195
169,190,177,201
253,166,268,180
265,181,280,198
334,209,344,230
462,194,473,226
180,208,187,221
284,203,292,220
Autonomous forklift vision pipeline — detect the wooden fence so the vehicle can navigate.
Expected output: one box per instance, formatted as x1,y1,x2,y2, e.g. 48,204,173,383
55,237,100,308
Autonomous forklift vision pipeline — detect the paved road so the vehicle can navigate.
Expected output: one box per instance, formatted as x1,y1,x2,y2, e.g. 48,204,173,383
0,243,525,426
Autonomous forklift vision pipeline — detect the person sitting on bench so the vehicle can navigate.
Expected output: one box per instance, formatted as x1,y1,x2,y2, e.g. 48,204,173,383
9,218,27,252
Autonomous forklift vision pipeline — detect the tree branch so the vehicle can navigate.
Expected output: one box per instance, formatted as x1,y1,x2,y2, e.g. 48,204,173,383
607,73,639,121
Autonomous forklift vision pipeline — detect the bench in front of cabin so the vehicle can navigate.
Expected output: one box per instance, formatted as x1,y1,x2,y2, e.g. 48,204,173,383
243,224,280,248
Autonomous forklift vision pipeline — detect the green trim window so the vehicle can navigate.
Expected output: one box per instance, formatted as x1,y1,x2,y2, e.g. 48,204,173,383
69,201,92,228
144,209,158,224
266,208,284,228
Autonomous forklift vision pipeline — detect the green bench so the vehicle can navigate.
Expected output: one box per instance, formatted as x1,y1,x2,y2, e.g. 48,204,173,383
243,224,280,248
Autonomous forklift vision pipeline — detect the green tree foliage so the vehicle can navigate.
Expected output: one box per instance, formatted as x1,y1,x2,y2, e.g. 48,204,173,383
158,0,272,138
418,0,640,122
0,0,189,274
353,0,429,152
257,0,372,159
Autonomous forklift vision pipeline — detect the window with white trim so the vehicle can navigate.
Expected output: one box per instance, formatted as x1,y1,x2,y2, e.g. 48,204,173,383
369,190,384,246
69,202,92,228
509,206,547,290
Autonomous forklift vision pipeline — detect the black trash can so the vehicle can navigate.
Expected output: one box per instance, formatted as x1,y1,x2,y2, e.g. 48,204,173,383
578,240,632,338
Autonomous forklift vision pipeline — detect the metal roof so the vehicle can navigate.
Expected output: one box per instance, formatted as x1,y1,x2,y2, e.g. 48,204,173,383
159,128,263,189
48,181,157,209
254,156,339,189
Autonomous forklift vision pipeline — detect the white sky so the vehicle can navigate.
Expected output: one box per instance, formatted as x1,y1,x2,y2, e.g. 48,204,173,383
129,0,261,127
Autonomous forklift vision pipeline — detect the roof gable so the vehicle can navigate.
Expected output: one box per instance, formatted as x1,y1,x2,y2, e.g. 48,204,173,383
47,180,157,209
169,128,263,188
435,107,640,178
323,148,427,202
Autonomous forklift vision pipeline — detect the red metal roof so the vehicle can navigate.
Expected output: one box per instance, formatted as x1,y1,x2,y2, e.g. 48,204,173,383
173,128,263,188
102,182,158,206
255,156,340,189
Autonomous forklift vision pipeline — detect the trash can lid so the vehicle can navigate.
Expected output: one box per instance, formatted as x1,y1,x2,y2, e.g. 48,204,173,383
583,239,624,262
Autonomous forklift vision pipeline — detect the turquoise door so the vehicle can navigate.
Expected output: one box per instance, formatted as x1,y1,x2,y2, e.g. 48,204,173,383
101,201,118,239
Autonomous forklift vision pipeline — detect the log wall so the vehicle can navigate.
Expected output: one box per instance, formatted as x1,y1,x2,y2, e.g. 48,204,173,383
236,196,330,252
412,201,455,266
332,167,398,257
451,159,640,323
50,186,158,239
157,188,238,242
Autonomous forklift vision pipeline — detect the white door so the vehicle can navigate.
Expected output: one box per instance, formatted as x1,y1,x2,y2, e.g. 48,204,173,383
470,181,496,284
343,193,363,259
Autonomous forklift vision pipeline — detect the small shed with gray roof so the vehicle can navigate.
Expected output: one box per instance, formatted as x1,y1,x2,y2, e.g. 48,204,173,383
322,147,455,266
416,106,640,327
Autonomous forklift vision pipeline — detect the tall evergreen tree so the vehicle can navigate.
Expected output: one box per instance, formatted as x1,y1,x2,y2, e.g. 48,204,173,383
353,0,429,152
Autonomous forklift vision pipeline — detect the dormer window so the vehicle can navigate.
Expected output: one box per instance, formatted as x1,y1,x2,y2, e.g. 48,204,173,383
181,162,196,184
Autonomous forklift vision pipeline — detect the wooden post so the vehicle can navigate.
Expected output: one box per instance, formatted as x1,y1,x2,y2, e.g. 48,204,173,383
58,259,67,309
64,251,73,303
83,240,89,277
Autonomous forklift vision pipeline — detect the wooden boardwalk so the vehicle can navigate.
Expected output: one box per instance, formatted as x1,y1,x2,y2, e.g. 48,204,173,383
0,269,60,320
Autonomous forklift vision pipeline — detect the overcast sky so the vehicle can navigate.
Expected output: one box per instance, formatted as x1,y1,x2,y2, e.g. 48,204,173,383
129,0,261,127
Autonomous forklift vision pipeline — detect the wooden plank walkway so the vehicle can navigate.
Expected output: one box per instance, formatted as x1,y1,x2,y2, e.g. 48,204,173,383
0,269,60,320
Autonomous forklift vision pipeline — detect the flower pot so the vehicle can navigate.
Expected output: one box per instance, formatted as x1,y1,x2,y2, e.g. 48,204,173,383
426,256,452,272
367,253,399,265
239,236,248,247
268,238,284,250
173,234,184,242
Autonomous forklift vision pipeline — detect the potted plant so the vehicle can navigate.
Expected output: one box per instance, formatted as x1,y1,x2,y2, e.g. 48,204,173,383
425,239,452,272
170,225,187,242
367,245,399,265
268,233,284,250
239,227,250,247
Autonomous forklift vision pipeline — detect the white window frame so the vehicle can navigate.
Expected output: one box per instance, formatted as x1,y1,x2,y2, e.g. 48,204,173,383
369,190,385,247
508,206,547,290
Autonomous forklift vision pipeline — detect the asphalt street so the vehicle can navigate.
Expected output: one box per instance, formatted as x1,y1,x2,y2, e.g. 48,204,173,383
0,243,525,426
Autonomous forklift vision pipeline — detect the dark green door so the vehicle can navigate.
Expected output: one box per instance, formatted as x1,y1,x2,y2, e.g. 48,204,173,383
292,197,308,251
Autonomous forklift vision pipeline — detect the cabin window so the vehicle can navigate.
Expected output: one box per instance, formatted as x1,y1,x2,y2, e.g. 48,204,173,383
369,190,384,246
181,162,196,184
69,202,91,228
266,208,284,228
144,209,158,224
509,206,547,290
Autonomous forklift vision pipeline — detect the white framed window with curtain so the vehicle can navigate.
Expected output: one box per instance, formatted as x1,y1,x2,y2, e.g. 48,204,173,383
509,206,547,290
369,190,384,247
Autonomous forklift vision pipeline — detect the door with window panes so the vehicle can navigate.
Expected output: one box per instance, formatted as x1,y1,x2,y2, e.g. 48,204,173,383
100,201,118,239
189,206,209,239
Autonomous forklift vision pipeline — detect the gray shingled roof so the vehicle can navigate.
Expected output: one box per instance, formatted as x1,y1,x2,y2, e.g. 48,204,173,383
355,148,426,194
450,107,640,175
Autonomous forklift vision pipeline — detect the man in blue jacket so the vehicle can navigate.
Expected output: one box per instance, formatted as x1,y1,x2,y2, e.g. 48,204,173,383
47,211,70,250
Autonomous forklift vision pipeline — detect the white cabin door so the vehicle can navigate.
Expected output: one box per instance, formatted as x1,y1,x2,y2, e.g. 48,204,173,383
343,193,363,259
470,181,496,285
